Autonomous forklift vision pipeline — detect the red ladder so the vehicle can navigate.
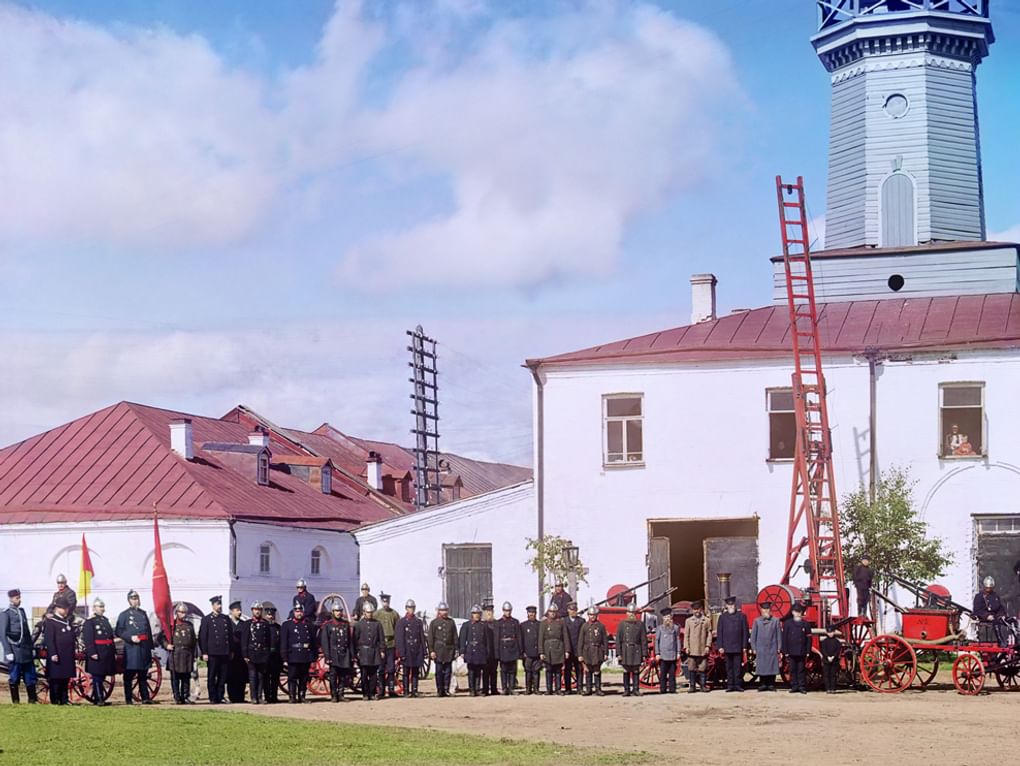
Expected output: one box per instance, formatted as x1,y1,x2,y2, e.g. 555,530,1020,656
774,176,848,620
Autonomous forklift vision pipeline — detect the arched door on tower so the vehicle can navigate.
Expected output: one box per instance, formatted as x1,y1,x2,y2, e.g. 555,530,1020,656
880,172,916,247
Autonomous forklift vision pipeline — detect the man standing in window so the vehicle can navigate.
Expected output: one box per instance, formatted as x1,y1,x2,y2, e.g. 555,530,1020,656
199,595,232,704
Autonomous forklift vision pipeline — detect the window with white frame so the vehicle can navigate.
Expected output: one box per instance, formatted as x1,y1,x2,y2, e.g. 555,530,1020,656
767,388,796,460
310,548,322,576
259,543,271,574
257,452,270,485
939,383,984,458
603,394,643,466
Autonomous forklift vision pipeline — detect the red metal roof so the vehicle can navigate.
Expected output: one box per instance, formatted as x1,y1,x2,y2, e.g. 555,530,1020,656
0,402,390,529
528,293,1020,367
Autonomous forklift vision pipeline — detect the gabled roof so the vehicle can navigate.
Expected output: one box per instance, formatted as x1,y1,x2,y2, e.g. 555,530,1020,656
528,293,1020,368
0,402,390,530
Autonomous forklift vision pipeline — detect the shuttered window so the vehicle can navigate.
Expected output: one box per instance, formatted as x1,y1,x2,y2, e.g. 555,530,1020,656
443,544,493,620
767,388,796,460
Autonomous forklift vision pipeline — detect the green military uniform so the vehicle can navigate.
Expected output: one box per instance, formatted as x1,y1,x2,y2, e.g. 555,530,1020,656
375,595,399,698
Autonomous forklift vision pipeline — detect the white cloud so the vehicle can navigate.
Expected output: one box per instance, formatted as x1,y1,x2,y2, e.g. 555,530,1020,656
0,1,743,288
990,224,1020,243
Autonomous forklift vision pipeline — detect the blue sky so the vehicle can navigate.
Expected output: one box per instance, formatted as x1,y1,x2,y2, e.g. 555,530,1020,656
0,1,1017,464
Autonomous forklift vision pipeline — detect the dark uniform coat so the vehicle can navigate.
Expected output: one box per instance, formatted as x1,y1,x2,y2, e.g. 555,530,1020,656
82,615,117,676
42,616,77,680
577,619,608,665
615,618,647,667
538,617,567,664
494,616,522,662
163,619,198,675
550,590,571,616
459,619,493,666
974,590,1006,621
852,564,873,595
564,615,584,655
716,611,750,654
198,612,233,657
0,604,34,664
353,618,386,666
320,618,353,669
47,588,77,619
521,619,541,659
239,618,272,664
395,614,427,667
427,616,458,663
281,617,317,663
115,607,154,671
781,618,813,657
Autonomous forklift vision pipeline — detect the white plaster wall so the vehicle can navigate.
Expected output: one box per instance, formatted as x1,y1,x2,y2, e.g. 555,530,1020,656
354,482,536,616
231,521,359,615
537,349,1020,615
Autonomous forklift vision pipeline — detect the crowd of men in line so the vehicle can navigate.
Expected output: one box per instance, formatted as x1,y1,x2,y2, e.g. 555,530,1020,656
5,561,1016,706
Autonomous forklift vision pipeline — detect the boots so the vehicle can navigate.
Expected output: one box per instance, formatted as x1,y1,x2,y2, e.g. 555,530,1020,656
631,672,641,696
288,680,298,704
688,674,698,693
698,672,708,692
8,683,19,704
26,685,38,704
596,673,605,696
622,672,631,697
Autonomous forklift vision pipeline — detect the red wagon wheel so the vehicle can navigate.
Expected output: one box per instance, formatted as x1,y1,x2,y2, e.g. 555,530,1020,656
130,657,163,701
779,649,825,691
307,655,330,696
638,657,660,690
993,653,1020,691
860,635,916,693
952,653,984,696
32,658,50,704
756,585,801,621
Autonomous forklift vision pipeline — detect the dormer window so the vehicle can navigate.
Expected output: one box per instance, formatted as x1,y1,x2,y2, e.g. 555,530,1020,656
257,452,270,486
321,466,332,495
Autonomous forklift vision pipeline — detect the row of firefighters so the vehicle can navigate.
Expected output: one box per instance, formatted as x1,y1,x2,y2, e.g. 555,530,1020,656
4,578,854,705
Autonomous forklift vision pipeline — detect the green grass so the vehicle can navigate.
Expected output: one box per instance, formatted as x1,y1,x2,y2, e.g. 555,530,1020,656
0,707,646,766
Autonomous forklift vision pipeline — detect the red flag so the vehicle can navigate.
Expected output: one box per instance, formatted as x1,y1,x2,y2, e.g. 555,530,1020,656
78,533,95,602
152,514,174,638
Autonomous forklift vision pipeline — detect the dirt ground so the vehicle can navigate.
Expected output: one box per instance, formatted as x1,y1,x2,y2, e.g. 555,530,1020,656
208,679,1015,765
5,675,1015,764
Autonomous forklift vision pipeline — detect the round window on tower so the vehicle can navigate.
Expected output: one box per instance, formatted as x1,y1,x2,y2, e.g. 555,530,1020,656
884,93,909,119
888,274,905,292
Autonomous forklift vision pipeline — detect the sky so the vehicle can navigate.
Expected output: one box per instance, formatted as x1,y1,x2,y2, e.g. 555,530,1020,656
0,0,1017,466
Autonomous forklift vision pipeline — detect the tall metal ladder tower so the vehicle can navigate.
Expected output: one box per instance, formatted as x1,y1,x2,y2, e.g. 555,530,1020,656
408,325,441,510
775,176,848,620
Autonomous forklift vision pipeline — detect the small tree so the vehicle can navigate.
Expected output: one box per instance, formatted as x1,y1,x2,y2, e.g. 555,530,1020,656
525,535,588,595
841,466,953,604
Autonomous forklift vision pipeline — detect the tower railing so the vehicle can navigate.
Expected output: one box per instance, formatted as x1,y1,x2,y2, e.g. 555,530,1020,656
819,0,988,31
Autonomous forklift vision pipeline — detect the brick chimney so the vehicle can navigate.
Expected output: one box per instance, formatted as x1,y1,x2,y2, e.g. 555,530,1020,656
366,451,383,491
690,273,718,324
170,418,194,460
248,426,270,448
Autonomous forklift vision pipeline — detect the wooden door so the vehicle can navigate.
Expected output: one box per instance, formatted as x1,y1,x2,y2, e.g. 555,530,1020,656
647,536,671,614
443,543,493,620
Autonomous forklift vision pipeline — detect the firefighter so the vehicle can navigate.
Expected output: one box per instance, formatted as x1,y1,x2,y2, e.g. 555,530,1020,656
683,600,712,693
375,593,398,698
717,596,749,692
198,595,232,704
293,579,317,619
550,581,571,616
654,608,680,694
395,599,427,698
281,601,317,703
974,575,1007,644
353,583,378,621
427,601,457,697
615,603,647,697
495,602,522,695
520,605,542,694
539,603,568,695
781,603,812,694
853,555,874,618
240,601,271,704
459,605,493,697
749,601,781,692
162,602,197,704
42,594,76,705
320,603,353,702
226,600,248,702
354,602,386,700
1,588,37,704
115,589,155,705
82,598,116,706
264,604,282,704
47,574,78,623
482,602,499,695
577,605,608,696
563,601,584,694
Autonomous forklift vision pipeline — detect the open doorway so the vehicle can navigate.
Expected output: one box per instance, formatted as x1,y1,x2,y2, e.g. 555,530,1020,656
647,517,759,612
